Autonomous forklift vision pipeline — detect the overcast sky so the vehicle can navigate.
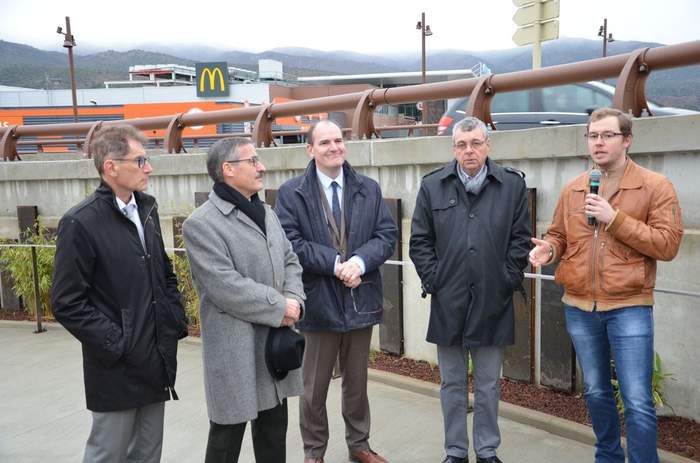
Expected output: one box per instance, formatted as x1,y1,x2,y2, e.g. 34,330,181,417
1,0,697,55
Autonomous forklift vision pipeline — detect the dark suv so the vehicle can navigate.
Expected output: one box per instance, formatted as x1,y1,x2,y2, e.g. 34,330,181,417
437,81,696,135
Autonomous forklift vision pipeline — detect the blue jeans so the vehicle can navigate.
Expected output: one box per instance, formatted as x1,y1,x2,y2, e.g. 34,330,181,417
564,304,658,463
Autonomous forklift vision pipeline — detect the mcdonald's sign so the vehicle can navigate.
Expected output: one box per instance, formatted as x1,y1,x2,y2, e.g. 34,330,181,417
196,62,229,97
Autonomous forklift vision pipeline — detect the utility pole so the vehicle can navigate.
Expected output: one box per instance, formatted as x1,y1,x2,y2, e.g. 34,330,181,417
57,17,79,123
416,12,433,125
598,18,614,57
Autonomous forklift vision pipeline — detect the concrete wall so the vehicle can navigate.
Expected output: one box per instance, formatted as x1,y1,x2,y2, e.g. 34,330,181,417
1,114,699,420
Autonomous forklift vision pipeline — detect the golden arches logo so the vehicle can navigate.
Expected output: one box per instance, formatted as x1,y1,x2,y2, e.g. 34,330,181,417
199,67,225,92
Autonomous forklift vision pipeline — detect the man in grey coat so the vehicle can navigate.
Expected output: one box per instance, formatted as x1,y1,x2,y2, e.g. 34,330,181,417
182,137,305,463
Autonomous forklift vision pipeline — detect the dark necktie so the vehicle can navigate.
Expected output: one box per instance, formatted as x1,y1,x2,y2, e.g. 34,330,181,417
331,181,341,229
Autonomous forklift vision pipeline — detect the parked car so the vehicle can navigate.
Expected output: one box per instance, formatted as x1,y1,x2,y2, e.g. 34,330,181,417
437,81,697,135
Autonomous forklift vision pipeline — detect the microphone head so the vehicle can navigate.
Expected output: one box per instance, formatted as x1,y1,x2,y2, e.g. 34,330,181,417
590,168,602,185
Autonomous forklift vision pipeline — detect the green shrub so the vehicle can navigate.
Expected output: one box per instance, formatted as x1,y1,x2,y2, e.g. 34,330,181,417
0,224,56,317
170,240,200,329
611,351,675,416
368,349,378,363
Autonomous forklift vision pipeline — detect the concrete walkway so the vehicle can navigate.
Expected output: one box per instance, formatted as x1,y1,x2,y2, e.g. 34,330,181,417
0,321,686,462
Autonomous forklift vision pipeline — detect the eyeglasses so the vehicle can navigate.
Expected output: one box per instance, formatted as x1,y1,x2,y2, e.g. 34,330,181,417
453,139,487,151
224,156,260,167
112,156,150,169
585,132,624,141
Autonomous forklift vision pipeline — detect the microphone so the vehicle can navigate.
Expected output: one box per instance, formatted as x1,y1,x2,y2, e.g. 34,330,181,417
588,169,602,226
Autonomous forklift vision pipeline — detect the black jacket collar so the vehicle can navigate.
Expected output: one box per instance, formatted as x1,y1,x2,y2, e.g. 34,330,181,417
95,182,156,217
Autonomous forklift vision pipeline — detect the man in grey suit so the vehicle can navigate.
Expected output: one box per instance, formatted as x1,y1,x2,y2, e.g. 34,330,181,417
182,137,305,463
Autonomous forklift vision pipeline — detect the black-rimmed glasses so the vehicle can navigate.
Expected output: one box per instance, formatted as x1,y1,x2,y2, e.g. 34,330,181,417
585,132,624,141
112,156,150,168
224,156,261,167
453,139,487,151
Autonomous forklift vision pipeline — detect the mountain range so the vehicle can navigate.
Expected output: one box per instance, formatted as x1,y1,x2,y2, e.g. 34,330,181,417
1,38,698,110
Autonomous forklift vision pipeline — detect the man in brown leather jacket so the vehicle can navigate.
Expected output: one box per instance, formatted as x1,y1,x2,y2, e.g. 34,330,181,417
529,108,683,463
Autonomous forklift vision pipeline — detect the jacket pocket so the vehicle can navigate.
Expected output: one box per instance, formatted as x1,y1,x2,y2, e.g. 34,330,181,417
554,241,588,295
430,260,445,293
431,198,458,232
501,264,520,294
158,287,188,339
600,244,645,296
120,309,135,362
350,280,383,315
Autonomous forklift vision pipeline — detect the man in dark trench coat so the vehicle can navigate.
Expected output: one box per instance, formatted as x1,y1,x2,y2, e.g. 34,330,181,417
409,117,531,463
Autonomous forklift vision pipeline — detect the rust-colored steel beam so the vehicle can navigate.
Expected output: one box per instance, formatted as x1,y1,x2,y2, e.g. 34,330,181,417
165,113,185,153
351,89,379,140
252,105,275,147
613,48,652,116
83,121,104,158
465,75,496,129
374,123,438,131
1,125,19,161
2,40,698,156
16,138,83,146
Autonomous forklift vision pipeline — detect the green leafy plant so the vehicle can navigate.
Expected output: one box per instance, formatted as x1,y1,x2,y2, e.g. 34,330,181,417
611,351,675,416
368,349,378,363
0,224,56,318
170,239,200,330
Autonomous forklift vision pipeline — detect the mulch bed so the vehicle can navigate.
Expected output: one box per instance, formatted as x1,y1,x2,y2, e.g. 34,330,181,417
369,350,700,461
0,308,33,321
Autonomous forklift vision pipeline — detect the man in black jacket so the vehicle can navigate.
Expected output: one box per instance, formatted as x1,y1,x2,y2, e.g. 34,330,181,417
275,120,396,463
51,125,188,463
409,117,531,463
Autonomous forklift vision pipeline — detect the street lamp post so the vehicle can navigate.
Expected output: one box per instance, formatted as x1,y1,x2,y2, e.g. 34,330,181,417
598,18,615,57
416,12,432,125
57,16,79,123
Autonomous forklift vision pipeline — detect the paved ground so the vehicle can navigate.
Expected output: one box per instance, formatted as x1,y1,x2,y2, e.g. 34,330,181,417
1,321,599,462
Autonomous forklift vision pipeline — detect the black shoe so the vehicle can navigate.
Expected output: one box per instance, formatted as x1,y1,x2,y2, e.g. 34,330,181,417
442,456,468,463
476,457,502,463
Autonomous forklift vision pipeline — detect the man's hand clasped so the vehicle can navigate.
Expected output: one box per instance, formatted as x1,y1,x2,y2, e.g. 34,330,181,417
335,261,362,289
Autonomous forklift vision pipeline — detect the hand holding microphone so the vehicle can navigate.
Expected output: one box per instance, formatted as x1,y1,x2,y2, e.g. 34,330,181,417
587,169,601,226
585,169,616,225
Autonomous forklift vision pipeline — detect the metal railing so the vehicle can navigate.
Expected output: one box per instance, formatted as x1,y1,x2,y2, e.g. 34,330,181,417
2,242,699,336
2,40,700,161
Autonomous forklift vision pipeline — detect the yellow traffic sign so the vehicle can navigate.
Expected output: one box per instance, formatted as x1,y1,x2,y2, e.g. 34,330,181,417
512,19,559,46
513,0,560,26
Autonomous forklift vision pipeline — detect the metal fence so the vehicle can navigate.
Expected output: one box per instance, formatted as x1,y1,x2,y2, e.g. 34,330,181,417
2,243,699,336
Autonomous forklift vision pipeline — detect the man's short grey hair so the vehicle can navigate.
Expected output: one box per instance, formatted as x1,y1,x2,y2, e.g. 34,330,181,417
452,117,490,141
91,125,148,175
206,137,253,183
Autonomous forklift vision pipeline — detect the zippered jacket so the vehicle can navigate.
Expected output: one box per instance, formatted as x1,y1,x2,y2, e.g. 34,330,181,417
544,160,683,311
275,161,397,332
51,183,188,412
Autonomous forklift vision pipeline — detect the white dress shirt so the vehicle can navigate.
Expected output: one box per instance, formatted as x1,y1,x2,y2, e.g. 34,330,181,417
316,169,365,275
116,195,146,251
